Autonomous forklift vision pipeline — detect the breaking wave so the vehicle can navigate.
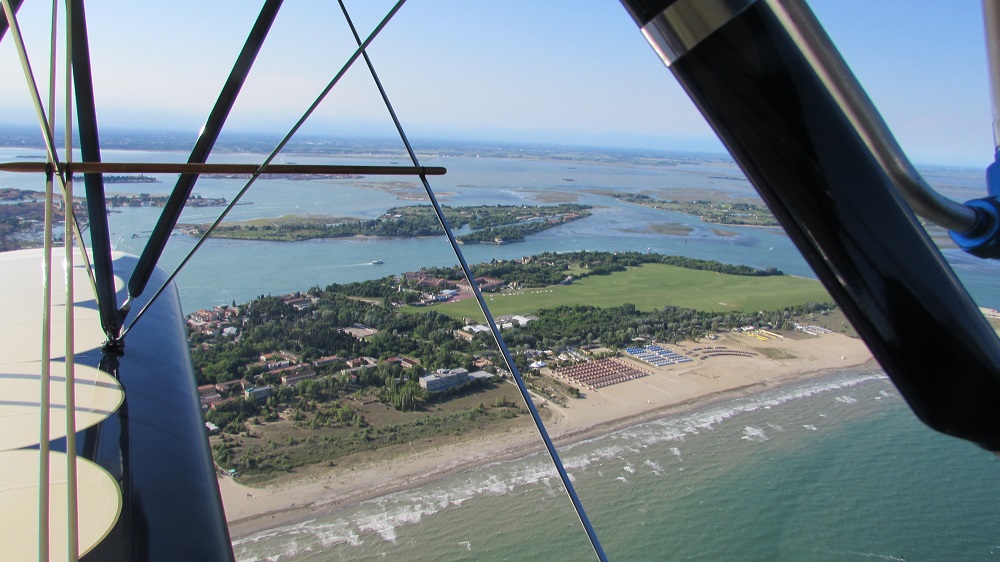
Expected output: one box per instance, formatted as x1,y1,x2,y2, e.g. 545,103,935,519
233,370,886,560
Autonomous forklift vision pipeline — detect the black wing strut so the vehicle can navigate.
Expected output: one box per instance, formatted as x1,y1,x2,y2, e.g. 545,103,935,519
620,0,1000,450
70,0,121,348
126,0,283,310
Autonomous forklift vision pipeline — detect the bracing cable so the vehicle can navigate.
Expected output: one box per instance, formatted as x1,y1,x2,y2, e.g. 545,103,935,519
125,0,284,312
37,0,59,557
120,0,410,338
64,2,79,557
335,2,609,559
0,0,100,320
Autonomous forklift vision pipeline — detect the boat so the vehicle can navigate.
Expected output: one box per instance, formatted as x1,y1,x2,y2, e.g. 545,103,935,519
371,259,384,264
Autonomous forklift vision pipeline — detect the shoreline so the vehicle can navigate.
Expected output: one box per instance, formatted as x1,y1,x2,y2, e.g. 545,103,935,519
221,331,876,540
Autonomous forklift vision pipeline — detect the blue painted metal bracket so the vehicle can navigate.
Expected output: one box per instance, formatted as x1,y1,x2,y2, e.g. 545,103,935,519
950,154,1000,259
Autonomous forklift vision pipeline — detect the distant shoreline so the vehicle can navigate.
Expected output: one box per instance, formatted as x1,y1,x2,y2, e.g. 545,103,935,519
177,203,591,243
221,331,877,540
0,127,736,167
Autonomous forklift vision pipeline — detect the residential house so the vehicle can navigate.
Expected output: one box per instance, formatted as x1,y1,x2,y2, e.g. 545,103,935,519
313,355,343,367
281,370,317,386
215,379,246,396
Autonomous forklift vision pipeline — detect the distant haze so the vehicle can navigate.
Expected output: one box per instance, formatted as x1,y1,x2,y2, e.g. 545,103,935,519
0,0,993,166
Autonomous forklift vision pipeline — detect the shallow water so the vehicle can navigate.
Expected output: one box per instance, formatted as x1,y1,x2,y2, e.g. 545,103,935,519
232,371,1000,561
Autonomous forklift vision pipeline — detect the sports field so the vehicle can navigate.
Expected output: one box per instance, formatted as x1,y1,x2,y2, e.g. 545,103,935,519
407,264,831,320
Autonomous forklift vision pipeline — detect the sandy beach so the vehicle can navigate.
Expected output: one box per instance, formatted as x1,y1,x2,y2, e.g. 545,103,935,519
221,330,875,539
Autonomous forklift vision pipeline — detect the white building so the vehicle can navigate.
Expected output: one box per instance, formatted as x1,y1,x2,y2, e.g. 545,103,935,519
245,385,274,401
419,368,469,393
468,371,494,382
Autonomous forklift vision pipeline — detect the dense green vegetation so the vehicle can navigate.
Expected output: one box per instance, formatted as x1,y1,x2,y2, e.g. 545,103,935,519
457,220,563,243
413,262,823,321
612,192,779,226
193,251,834,480
191,295,471,387
184,203,591,243
417,250,783,289
501,301,831,350
211,396,526,481
193,252,811,387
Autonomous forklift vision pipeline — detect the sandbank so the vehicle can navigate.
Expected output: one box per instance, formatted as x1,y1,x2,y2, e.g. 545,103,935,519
221,330,875,539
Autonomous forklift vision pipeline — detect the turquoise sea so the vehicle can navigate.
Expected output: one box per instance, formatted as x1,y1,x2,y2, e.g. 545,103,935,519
2,145,999,560
232,371,1000,561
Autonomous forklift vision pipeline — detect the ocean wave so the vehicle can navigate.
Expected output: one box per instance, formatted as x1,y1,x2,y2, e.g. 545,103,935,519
233,370,889,558
564,371,885,454
643,459,664,475
741,426,768,442
233,517,360,561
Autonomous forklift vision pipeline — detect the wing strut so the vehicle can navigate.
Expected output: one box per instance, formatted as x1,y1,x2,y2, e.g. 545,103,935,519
125,0,284,312
69,0,121,349
120,0,410,339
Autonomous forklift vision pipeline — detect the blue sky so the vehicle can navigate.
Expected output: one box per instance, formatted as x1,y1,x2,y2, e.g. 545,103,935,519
0,1,994,166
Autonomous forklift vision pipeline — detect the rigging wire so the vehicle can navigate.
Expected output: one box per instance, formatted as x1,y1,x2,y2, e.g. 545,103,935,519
0,0,24,39
40,168,53,562
0,0,99,308
120,0,409,338
0,1,84,556
37,1,60,558
0,0,66,206
63,2,79,557
0,0,77,560
335,2,608,559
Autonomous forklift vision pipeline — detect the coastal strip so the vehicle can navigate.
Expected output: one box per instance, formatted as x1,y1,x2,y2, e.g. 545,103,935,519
221,331,875,539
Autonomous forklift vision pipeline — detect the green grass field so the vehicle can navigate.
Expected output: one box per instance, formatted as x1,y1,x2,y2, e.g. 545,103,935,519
407,264,831,320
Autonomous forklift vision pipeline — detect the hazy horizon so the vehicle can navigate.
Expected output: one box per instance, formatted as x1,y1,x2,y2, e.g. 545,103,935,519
0,123,986,173
1,1,994,167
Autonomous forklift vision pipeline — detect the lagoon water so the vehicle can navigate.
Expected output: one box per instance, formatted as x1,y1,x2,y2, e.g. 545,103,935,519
2,145,999,560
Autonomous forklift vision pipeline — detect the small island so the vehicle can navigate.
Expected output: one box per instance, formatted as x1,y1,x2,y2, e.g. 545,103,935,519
180,203,592,243
109,192,227,208
611,192,779,227
71,173,160,184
